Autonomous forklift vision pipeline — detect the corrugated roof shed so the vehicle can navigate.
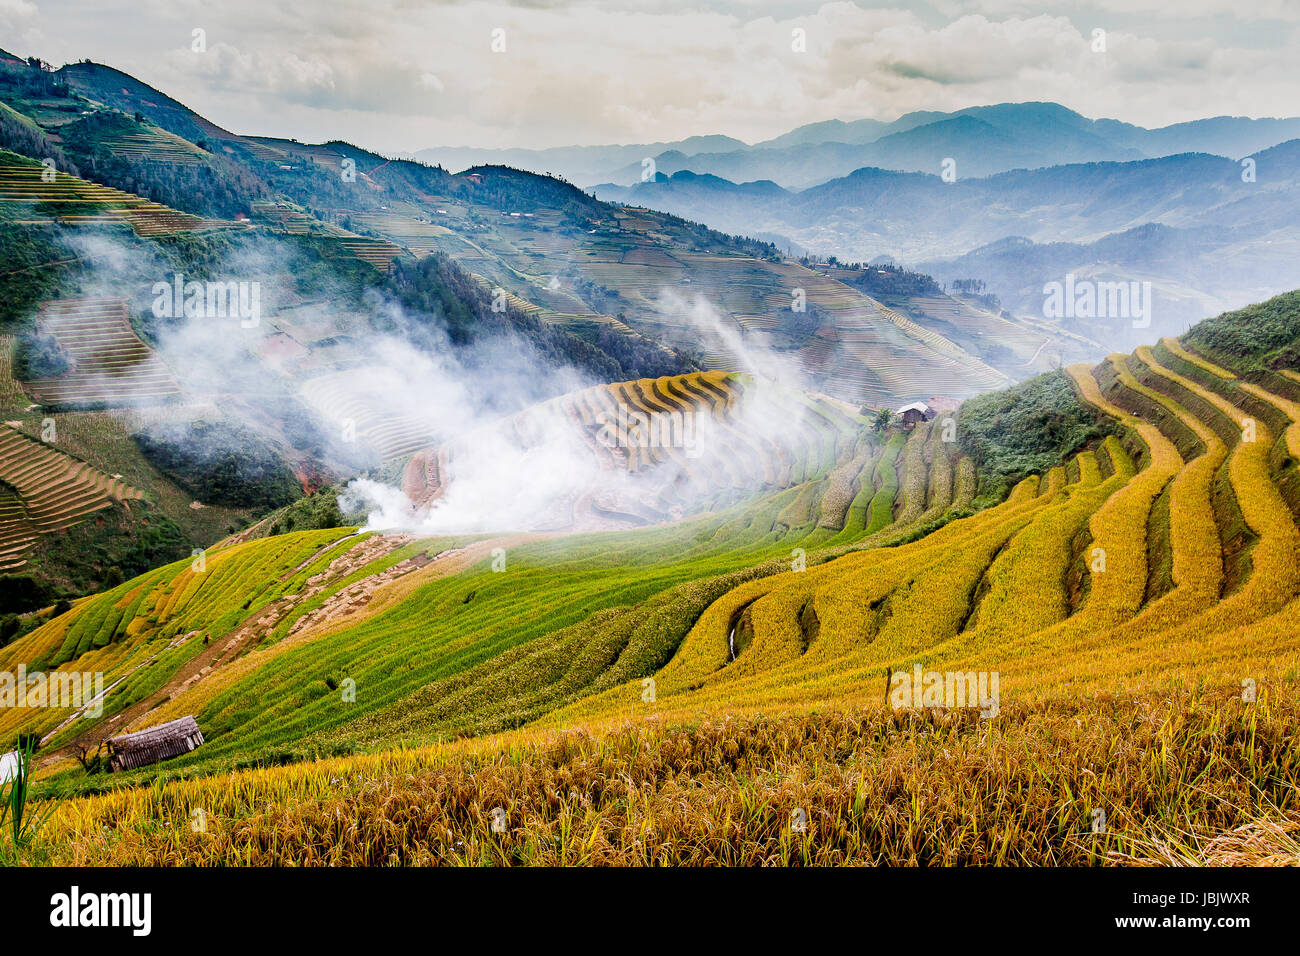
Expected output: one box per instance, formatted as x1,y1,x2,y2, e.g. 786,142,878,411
106,715,204,772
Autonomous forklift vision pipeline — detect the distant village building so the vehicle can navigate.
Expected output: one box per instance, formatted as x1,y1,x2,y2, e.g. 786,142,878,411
897,401,936,428
106,716,204,772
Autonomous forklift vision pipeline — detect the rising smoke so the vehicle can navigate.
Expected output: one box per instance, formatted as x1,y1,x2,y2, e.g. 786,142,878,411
31,228,836,538
342,289,828,535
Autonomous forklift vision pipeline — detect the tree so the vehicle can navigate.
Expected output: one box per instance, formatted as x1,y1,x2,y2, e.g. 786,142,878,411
872,408,894,433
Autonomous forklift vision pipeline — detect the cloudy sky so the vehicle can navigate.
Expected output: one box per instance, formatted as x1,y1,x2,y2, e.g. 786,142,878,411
3,0,1298,154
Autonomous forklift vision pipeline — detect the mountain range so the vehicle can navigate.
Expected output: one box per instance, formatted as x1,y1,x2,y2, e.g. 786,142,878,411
418,102,1300,190
592,141,1300,347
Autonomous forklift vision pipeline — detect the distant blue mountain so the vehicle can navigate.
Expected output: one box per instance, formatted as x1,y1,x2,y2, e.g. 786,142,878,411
419,102,1300,190
594,140,1300,345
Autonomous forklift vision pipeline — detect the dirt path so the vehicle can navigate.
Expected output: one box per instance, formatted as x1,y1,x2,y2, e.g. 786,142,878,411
39,531,552,768
1022,338,1050,368
39,532,410,766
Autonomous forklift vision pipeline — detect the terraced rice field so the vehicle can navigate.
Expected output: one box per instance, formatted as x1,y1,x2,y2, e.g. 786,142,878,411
299,369,437,461
11,321,1300,866
0,149,239,236
347,213,451,256
250,201,321,235
251,202,403,271
12,423,945,779
403,371,873,529
22,297,182,407
0,423,145,570
904,294,1051,367
98,124,209,164
511,339,1300,738
243,139,349,168
338,238,402,273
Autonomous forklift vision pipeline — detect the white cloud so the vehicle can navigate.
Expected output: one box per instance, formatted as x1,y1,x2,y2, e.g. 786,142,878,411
0,0,40,50
13,1,1300,153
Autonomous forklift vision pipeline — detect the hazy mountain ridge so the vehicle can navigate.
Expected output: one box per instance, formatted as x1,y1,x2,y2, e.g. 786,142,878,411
418,101,1300,190
594,141,1300,346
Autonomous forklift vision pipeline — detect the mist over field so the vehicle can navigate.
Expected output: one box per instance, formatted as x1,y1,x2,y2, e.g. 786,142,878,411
341,288,822,535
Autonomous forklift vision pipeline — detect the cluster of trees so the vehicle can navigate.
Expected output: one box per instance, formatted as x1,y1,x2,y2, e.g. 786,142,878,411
947,277,1001,311
837,262,944,298
0,55,66,96
133,420,302,510
266,485,344,536
13,329,69,378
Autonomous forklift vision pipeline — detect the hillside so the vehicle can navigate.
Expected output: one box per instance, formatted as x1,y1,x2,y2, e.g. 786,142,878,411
0,50,1087,614
6,289,1300,865
0,56,1047,407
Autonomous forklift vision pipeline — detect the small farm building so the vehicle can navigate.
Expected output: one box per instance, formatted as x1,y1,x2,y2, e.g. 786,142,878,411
106,716,204,772
897,402,935,428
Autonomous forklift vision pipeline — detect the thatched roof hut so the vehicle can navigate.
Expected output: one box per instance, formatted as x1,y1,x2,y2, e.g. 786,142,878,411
106,716,204,772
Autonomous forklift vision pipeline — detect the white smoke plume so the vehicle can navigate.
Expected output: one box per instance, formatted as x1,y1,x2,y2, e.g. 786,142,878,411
340,286,838,535
24,227,846,540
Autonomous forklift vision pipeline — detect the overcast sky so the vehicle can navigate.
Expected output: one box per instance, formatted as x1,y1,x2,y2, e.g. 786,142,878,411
3,0,1298,154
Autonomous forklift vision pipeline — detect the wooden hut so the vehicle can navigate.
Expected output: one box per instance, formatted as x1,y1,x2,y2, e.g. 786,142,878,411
897,401,935,429
106,716,204,772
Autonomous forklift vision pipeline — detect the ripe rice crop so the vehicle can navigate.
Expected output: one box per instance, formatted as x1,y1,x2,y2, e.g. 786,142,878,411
13,324,1300,868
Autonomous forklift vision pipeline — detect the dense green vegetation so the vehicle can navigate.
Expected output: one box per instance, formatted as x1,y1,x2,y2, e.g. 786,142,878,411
133,420,303,509
958,370,1116,503
265,485,346,536
1183,289,1300,373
